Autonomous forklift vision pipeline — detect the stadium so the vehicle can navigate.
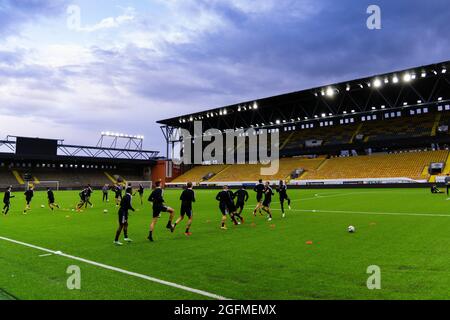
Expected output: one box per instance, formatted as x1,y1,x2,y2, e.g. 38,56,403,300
2,59,450,301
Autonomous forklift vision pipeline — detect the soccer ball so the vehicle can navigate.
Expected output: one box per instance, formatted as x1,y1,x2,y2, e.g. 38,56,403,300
103,209,108,213
348,226,356,233
40,205,45,208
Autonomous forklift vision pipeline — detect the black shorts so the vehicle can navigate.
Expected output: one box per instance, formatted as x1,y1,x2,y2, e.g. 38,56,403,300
262,200,271,208
256,195,263,203
153,204,168,218
219,204,229,216
26,199,32,205
48,199,55,205
118,209,128,224
180,206,193,218
3,201,10,206
236,201,245,211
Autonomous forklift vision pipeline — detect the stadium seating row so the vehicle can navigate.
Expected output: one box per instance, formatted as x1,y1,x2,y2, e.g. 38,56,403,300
172,150,449,183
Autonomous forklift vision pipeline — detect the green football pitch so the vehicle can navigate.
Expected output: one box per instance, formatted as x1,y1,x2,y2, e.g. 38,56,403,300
1,188,450,300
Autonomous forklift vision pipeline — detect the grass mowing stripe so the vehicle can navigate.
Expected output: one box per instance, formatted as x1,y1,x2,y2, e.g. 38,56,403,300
0,236,230,301
274,208,450,218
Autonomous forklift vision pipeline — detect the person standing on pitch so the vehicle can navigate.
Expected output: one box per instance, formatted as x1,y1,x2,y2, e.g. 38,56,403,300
114,184,123,207
172,182,196,236
253,179,265,216
102,184,109,202
23,185,34,214
114,186,135,246
84,184,93,208
138,184,145,205
276,180,291,218
147,180,175,242
2,186,14,215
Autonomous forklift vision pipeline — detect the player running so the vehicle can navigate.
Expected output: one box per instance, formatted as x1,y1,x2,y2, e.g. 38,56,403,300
216,185,238,230
261,182,275,221
2,186,14,215
76,187,88,211
172,182,195,236
253,179,265,216
147,180,175,242
23,185,34,214
276,180,291,218
84,184,93,208
47,187,60,211
114,184,123,207
114,187,135,246
233,185,248,224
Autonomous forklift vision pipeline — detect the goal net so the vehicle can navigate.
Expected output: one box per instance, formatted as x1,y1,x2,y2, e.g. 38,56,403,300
27,181,60,191
126,181,153,190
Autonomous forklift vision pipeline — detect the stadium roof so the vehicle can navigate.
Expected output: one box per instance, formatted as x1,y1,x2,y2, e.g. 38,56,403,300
157,60,450,132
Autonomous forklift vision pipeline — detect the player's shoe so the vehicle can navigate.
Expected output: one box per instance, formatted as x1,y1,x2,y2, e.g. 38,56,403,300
184,232,192,236
288,206,292,210
147,235,154,242
282,213,286,218
221,226,228,230
268,217,272,222
114,241,123,246
124,238,133,242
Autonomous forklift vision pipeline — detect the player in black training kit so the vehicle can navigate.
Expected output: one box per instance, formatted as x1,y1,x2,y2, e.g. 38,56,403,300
114,187,135,246
147,180,175,242
253,179,265,216
216,185,238,230
172,182,195,236
76,187,88,211
114,184,123,207
47,188,60,211
2,186,14,215
138,184,144,205
84,185,93,208
276,180,291,218
262,182,275,221
233,185,248,224
23,185,34,214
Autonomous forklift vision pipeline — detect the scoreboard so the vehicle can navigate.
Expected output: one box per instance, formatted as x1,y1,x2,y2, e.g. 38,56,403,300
15,137,58,156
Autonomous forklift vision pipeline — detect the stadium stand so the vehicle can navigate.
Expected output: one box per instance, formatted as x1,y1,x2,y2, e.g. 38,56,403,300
171,164,229,183
299,150,448,180
0,169,18,188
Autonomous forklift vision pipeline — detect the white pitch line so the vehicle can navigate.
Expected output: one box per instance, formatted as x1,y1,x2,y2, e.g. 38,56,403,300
0,236,230,300
272,208,450,218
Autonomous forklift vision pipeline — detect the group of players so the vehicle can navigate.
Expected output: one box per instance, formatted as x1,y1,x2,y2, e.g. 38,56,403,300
114,179,292,245
2,179,292,246
2,184,60,215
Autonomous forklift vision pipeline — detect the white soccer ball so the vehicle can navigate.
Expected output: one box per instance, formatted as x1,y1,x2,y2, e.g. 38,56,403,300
103,209,108,213
41,205,45,208
348,226,356,233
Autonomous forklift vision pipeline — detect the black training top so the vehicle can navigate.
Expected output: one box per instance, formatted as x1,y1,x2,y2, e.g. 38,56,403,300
120,193,134,212
180,189,195,208
264,186,274,203
24,189,34,200
3,190,13,202
234,189,249,203
254,183,265,196
277,184,288,198
216,190,234,206
47,190,55,201
149,187,164,205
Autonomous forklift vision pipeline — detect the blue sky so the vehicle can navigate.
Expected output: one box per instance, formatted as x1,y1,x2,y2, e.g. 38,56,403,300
0,0,449,151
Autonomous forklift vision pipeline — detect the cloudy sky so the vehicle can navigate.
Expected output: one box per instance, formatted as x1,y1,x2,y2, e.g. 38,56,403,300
0,0,449,152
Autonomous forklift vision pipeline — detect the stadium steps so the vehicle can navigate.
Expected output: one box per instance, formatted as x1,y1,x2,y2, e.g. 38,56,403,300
349,123,363,143
442,153,450,174
421,166,429,177
11,170,24,185
33,176,40,184
280,132,295,150
431,113,442,137
429,175,437,183
104,172,117,184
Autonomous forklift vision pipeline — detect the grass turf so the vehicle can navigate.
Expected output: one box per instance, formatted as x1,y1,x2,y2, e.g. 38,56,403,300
1,188,450,300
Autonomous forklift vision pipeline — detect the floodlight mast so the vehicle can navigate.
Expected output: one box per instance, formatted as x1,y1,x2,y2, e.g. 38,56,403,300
97,132,145,151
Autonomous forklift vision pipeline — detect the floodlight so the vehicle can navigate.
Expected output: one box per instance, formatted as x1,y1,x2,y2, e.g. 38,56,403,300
373,79,382,88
